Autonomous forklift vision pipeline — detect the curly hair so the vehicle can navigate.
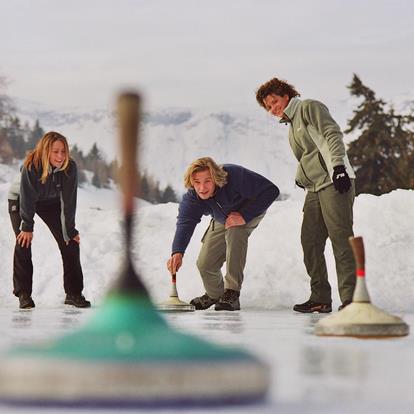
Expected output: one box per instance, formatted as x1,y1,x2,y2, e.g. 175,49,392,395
256,78,300,109
184,157,228,189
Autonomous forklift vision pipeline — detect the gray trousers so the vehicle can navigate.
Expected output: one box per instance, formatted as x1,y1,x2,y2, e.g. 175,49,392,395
301,182,356,304
196,214,264,299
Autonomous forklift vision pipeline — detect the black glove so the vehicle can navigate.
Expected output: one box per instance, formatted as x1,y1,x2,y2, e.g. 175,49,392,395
332,165,351,194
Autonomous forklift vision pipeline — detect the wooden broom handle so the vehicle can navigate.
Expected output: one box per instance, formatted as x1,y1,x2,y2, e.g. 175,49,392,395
117,92,140,214
349,236,365,273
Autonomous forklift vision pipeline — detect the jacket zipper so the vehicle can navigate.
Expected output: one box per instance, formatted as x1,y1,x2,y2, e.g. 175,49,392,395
214,200,228,218
290,124,304,152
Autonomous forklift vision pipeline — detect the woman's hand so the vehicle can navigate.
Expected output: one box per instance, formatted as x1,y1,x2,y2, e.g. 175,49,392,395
16,231,33,248
67,234,81,245
167,253,183,275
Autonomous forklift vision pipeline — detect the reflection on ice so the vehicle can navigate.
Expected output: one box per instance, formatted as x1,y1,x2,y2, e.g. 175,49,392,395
0,307,413,413
300,344,368,377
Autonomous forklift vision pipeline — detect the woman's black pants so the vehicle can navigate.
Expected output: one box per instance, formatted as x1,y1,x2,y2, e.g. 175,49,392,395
8,199,84,297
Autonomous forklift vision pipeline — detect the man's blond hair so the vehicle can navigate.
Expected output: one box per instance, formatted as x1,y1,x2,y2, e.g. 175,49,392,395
184,157,228,189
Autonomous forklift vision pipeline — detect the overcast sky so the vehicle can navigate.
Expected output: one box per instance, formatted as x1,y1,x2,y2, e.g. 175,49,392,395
1,0,413,112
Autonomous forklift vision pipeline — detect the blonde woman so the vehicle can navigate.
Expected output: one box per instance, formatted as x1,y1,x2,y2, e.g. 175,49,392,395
8,131,90,309
167,157,279,311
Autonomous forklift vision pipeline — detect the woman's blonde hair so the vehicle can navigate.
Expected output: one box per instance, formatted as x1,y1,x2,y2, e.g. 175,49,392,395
184,157,228,189
23,131,70,183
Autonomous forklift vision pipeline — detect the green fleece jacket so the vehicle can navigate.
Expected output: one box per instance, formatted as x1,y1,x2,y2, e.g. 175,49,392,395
283,97,355,192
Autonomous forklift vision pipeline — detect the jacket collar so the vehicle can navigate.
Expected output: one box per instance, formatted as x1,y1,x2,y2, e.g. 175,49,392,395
279,97,301,124
48,165,64,174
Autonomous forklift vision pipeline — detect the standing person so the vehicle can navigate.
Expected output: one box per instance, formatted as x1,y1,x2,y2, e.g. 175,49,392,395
167,157,279,311
8,131,91,309
256,78,356,313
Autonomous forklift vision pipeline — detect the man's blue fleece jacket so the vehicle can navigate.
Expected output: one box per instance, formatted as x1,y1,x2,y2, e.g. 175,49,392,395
172,164,279,255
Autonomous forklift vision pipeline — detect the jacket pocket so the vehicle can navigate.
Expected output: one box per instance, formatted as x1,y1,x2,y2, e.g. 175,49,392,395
201,219,214,242
318,152,328,173
296,162,313,188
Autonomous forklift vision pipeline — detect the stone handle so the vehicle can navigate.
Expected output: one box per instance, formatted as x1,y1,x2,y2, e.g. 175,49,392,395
349,236,365,273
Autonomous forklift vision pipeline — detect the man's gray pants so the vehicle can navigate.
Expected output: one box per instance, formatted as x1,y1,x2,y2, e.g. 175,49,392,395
196,214,264,299
301,182,356,304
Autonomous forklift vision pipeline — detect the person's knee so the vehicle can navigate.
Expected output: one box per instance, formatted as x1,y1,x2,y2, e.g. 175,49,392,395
226,226,249,244
196,254,220,274
59,240,80,256
196,256,207,272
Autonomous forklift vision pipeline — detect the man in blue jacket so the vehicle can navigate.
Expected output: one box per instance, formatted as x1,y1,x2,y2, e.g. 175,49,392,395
167,157,279,311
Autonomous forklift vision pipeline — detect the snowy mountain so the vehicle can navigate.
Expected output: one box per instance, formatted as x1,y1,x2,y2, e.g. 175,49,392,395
13,94,414,198
13,97,363,199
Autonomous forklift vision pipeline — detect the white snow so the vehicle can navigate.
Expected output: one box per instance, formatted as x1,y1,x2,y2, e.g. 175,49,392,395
1,162,414,413
1,161,413,312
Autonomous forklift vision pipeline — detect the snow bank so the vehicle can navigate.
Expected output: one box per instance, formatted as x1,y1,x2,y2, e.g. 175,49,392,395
1,166,413,312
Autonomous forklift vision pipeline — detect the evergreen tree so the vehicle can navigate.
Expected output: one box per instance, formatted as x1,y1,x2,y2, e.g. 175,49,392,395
160,185,178,203
140,173,150,200
6,116,27,159
27,119,45,149
70,144,85,169
92,172,102,188
346,74,414,195
86,142,102,162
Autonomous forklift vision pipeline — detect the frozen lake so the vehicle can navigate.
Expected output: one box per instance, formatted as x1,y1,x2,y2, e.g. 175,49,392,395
0,306,413,414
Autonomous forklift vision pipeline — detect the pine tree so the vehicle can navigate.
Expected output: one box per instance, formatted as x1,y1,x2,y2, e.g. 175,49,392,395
160,185,178,203
86,143,102,162
70,144,85,169
6,116,27,159
346,74,414,195
27,119,45,149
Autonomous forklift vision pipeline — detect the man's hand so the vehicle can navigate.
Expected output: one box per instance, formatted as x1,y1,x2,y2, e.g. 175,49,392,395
332,165,351,194
167,253,183,275
16,231,33,248
225,212,246,229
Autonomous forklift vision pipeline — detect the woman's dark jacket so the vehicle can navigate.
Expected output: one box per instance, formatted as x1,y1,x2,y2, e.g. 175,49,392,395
8,159,79,242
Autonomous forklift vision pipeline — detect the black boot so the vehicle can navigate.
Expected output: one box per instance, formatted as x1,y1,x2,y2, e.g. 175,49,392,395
64,294,91,308
19,293,35,309
215,289,240,311
293,299,331,313
190,293,218,310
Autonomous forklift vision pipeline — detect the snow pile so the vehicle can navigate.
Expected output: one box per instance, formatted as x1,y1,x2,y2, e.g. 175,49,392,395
1,165,413,313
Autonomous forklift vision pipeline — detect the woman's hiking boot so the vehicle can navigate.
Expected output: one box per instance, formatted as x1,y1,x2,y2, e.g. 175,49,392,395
64,294,91,308
19,293,35,309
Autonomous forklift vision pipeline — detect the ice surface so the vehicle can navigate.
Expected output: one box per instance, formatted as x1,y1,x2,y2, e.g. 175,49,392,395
0,309,413,413
0,163,413,413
